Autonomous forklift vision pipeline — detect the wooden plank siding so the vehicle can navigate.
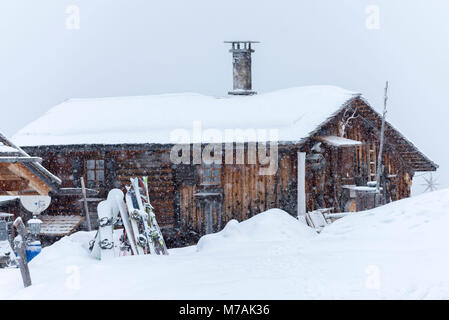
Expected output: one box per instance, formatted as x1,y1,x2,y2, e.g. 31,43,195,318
27,149,176,228
301,101,415,213
176,146,297,240
114,150,175,227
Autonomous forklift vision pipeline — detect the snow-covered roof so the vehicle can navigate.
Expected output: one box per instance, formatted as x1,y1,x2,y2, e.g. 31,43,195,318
12,86,360,146
316,136,363,147
0,196,19,204
0,142,18,154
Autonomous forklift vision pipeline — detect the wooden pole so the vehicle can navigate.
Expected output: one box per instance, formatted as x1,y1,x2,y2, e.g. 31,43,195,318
297,152,306,218
80,177,92,231
375,81,389,206
13,217,32,288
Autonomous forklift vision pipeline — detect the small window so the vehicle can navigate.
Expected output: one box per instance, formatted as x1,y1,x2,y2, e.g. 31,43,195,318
86,159,105,189
200,163,221,186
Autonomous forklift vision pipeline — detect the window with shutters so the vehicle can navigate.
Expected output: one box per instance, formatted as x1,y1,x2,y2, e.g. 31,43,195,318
85,159,105,189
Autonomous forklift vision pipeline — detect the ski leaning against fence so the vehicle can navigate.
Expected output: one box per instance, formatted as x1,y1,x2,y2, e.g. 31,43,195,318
89,177,168,260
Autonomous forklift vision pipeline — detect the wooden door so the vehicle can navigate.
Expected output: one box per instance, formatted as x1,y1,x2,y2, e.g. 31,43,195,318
195,194,222,235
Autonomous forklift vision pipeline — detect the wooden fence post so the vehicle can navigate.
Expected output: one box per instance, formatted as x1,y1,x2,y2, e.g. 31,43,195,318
13,217,32,288
80,177,92,231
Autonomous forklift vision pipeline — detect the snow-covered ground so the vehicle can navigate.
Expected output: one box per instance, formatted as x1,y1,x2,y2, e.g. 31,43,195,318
1,189,449,300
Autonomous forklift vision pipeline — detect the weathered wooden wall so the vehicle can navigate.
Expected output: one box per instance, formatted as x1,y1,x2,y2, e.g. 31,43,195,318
302,99,414,213
176,146,297,240
113,150,175,226
34,148,177,227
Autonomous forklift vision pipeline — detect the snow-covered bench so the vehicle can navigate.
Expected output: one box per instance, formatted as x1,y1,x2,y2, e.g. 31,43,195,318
39,215,85,237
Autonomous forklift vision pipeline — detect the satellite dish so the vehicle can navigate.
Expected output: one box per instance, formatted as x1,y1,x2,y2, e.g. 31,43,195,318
20,196,51,214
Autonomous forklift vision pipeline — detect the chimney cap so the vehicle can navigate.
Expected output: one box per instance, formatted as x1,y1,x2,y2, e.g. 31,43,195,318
224,41,260,53
223,41,260,43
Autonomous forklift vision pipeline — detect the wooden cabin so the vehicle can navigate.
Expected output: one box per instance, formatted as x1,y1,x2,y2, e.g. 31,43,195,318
12,86,438,247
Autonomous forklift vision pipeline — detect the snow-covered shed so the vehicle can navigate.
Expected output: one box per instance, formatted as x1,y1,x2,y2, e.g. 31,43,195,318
12,86,438,246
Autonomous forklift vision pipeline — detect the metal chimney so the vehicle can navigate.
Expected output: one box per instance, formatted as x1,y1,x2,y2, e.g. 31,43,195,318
224,41,259,95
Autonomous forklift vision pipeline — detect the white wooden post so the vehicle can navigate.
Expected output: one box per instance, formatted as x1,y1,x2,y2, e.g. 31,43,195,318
297,152,306,218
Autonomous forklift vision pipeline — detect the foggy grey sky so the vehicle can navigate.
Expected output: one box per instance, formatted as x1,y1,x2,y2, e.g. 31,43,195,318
0,0,448,193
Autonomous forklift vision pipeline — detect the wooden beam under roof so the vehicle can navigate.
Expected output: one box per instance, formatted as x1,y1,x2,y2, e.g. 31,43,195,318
0,164,28,192
0,179,29,191
0,156,42,163
5,163,51,195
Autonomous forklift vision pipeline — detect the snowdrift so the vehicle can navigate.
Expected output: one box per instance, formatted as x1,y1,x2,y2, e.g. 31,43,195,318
2,189,449,299
320,188,449,250
196,209,317,253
